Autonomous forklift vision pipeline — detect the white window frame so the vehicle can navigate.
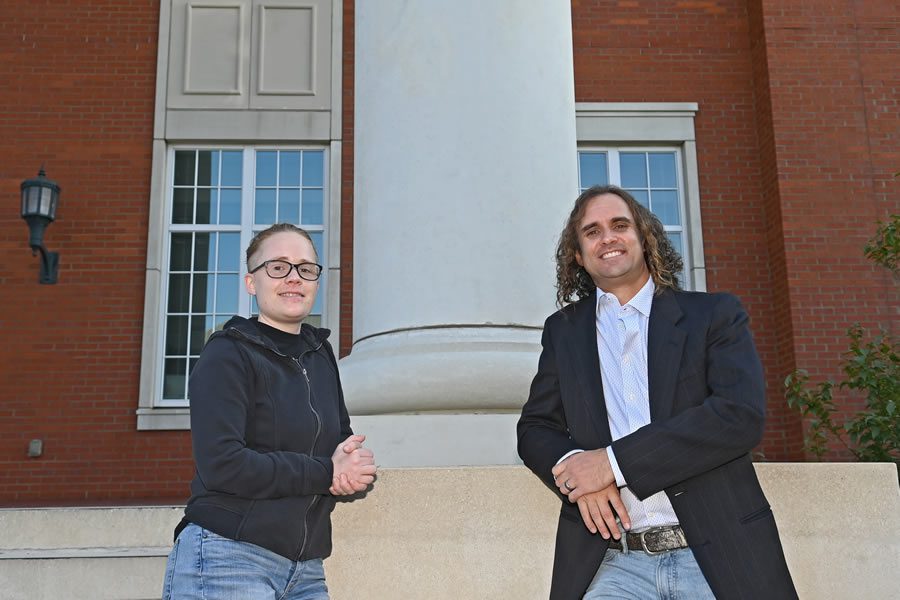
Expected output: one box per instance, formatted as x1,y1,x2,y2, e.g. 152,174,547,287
576,102,706,292
138,0,343,430
578,146,691,288
138,143,339,428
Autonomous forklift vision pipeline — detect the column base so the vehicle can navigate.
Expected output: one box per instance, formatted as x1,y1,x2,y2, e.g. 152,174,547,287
348,413,523,467
338,326,541,414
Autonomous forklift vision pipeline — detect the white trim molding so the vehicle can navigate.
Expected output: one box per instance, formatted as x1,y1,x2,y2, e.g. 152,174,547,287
575,102,706,292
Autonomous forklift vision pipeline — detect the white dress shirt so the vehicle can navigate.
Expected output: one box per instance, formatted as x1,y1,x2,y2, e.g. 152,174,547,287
560,277,679,532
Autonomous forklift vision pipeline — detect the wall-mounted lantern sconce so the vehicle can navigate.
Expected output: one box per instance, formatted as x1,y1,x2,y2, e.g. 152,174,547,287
20,167,61,284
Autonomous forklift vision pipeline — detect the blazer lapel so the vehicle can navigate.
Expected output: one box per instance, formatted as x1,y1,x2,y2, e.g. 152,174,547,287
566,292,613,443
648,289,686,422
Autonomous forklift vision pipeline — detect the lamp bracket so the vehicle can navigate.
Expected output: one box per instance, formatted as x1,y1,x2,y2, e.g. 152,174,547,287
31,244,59,285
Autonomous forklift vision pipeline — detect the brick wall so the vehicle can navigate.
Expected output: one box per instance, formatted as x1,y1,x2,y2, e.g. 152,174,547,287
0,0,192,503
572,0,807,458
340,0,354,356
747,0,804,458
1,0,894,503
755,0,899,457
573,0,898,460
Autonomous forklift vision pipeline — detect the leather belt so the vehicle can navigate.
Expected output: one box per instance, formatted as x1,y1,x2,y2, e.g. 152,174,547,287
606,525,689,554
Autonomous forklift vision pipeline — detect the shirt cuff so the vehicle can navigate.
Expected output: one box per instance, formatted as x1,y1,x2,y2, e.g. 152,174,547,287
556,449,584,465
606,447,626,487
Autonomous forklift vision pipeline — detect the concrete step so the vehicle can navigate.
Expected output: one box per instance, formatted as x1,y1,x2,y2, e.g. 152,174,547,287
1,464,898,599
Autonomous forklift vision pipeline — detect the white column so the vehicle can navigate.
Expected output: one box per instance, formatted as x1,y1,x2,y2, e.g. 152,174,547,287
340,0,578,466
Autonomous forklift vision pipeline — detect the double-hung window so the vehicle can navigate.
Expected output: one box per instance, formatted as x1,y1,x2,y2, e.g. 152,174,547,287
140,0,340,429
157,146,329,407
578,148,690,287
575,103,706,291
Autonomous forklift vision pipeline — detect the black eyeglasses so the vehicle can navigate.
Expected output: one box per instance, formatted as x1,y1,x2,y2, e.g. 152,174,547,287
249,260,323,281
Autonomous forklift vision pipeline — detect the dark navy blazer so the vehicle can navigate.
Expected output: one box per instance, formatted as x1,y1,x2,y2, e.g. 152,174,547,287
518,288,797,600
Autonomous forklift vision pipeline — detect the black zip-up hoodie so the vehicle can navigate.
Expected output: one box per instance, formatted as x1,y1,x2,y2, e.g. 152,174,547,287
175,316,352,562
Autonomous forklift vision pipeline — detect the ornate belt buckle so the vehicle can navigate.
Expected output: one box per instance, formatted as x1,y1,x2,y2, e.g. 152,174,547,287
639,530,663,555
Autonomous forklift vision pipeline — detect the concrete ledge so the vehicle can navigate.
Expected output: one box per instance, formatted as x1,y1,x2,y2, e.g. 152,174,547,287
0,505,183,600
1,464,897,599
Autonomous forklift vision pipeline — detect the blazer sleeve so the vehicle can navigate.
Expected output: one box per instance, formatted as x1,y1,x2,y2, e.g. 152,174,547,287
517,316,579,497
189,336,334,500
611,293,766,499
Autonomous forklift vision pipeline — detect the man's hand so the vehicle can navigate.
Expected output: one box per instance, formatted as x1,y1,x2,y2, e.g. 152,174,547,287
551,449,615,502
330,434,376,496
576,484,630,539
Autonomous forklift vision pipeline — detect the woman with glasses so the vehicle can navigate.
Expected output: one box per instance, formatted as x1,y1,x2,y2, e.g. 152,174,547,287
162,223,376,600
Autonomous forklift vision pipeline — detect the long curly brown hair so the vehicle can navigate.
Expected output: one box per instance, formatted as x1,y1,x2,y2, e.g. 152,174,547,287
556,185,683,306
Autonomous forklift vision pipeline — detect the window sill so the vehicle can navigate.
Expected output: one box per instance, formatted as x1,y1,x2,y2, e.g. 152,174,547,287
136,408,190,431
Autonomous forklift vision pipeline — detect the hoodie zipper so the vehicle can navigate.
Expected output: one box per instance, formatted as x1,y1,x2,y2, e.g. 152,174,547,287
226,325,327,561
294,356,323,560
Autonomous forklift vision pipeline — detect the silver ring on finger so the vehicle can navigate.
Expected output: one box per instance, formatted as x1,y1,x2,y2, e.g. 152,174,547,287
564,480,574,491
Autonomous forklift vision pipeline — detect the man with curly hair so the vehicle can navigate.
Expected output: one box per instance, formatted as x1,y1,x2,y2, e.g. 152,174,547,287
518,185,796,599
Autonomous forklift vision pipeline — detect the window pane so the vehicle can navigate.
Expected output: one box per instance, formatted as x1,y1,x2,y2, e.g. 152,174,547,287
170,233,193,271
193,233,215,271
216,274,239,314
196,188,214,224
221,151,243,186
190,315,210,355
279,189,300,223
163,358,187,400
172,188,194,224
174,151,195,186
257,151,277,186
214,315,230,332
189,357,201,378
301,189,324,225
309,231,324,262
165,315,189,355
312,281,323,316
164,145,329,407
579,152,608,188
167,274,190,312
620,153,648,188
280,151,301,186
204,316,220,347
649,153,677,188
302,151,324,187
667,231,685,287
651,190,680,226
197,151,219,186
667,232,683,260
629,189,649,209
218,233,241,271
219,189,241,224
205,315,220,345
255,189,276,224
192,274,212,313
309,231,324,316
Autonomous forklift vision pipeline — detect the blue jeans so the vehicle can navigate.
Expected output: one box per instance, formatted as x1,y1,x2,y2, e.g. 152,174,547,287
162,524,329,600
584,546,716,599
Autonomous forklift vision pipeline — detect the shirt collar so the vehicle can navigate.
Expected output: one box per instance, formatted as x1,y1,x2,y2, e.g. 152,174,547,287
628,277,655,318
595,277,656,318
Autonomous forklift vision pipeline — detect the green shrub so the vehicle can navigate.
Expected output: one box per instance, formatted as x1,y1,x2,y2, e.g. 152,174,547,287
785,326,899,463
785,215,899,471
864,214,899,274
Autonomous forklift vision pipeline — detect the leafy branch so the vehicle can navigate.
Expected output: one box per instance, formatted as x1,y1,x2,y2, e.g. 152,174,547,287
785,213,899,471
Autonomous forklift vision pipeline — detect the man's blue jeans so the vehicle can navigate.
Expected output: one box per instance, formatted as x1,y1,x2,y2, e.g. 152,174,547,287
162,523,329,600
584,545,716,599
